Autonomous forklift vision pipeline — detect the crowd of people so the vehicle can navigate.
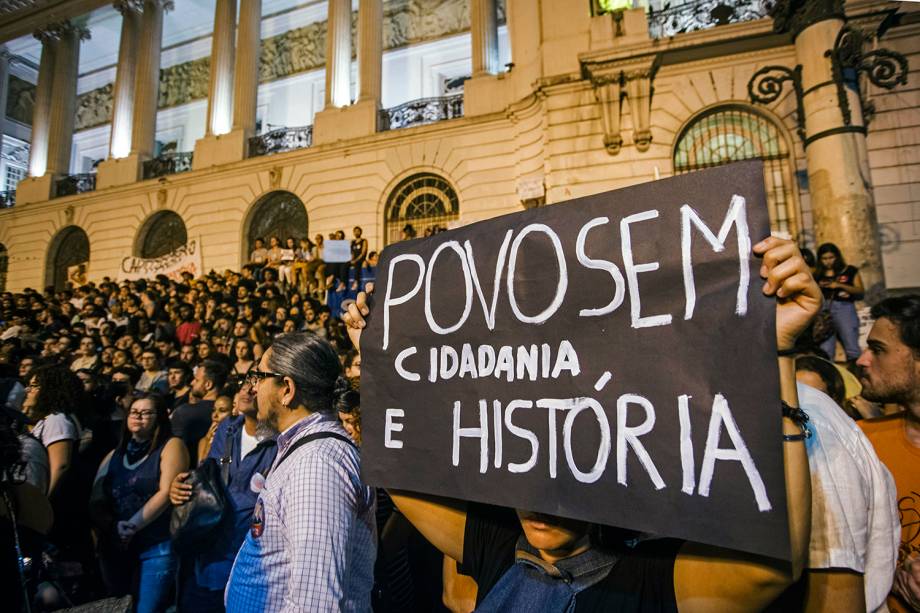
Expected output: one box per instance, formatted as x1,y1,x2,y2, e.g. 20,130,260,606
0,234,917,613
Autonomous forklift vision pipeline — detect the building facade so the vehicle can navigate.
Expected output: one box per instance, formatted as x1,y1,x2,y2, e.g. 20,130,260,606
0,0,916,296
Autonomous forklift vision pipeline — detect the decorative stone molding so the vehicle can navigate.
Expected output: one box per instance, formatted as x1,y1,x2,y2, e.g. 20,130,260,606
516,176,545,209
73,0,505,132
769,0,844,39
113,0,145,15
34,20,91,44
624,69,652,152
592,76,622,154
582,54,658,155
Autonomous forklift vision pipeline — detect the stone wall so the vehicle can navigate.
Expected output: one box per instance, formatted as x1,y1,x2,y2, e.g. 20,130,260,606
3,1,917,293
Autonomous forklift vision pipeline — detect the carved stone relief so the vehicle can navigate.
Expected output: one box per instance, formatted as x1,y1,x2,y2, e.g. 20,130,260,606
73,0,504,131
5,75,34,126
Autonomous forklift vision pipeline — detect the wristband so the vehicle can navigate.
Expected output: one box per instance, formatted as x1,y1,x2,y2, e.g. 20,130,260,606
782,401,811,441
777,347,798,357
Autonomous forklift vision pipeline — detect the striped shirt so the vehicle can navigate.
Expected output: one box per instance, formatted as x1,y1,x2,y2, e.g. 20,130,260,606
225,412,377,612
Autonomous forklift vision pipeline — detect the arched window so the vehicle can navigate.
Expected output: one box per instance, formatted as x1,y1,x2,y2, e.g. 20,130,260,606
673,105,799,237
385,172,459,245
46,226,90,291
136,211,188,258
245,191,309,258
0,244,7,292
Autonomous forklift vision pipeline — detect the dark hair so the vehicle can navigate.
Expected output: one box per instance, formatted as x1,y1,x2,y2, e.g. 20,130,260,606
815,243,847,276
111,365,142,385
200,359,229,392
0,418,24,484
27,363,83,420
118,392,172,453
800,247,815,269
166,359,192,381
871,294,920,355
335,377,360,414
267,332,345,414
795,356,846,406
343,349,359,371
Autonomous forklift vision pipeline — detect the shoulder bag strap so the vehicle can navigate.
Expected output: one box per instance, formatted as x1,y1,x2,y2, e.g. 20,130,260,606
273,431,355,474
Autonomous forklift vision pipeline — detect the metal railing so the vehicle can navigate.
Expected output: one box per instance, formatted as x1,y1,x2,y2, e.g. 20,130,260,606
142,151,194,180
55,173,96,197
648,0,771,39
380,94,464,131
0,190,14,208
248,125,313,157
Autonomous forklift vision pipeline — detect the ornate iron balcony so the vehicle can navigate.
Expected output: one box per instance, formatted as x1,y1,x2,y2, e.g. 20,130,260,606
380,94,464,131
55,173,96,198
142,151,194,180
0,190,14,208
248,125,313,157
648,0,771,39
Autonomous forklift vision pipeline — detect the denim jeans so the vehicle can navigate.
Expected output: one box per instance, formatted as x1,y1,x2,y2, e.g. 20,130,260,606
136,540,178,613
178,556,226,613
820,300,862,361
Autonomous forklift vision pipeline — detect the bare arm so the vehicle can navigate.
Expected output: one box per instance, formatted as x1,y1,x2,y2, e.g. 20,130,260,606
343,289,469,564
443,554,478,613
673,237,817,612
127,437,189,531
389,490,468,563
804,570,866,613
46,440,73,496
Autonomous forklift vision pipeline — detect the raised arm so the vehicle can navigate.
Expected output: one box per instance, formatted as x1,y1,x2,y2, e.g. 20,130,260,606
344,287,468,563
673,236,818,613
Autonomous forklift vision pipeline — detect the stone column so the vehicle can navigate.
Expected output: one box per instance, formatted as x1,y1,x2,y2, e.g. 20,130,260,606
109,0,142,159
27,31,56,177
231,0,261,136
471,0,499,77
357,0,382,104
46,23,87,176
206,0,237,136
325,0,352,108
131,0,170,159
0,50,9,161
773,0,884,296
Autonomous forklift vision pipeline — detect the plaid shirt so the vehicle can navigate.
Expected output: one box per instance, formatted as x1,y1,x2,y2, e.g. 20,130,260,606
225,412,376,612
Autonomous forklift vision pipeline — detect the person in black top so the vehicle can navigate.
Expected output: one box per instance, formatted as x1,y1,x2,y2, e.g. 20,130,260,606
170,359,227,467
814,243,864,364
343,237,819,612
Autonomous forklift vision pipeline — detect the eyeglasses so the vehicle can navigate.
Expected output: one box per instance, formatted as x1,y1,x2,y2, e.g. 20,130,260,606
245,370,284,387
128,411,157,419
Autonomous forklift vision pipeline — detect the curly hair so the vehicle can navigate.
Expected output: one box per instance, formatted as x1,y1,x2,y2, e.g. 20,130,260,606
27,363,83,421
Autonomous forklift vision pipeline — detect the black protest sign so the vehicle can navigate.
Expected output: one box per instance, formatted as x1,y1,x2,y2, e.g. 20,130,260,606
361,161,788,560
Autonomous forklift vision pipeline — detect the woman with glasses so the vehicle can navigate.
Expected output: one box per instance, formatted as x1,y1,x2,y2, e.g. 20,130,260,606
94,393,189,613
21,364,83,498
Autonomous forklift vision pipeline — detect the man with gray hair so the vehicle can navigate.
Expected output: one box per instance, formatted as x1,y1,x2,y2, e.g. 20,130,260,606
225,332,376,612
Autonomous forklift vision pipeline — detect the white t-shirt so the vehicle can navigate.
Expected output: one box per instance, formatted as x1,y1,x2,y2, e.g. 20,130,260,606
239,424,259,459
31,412,80,447
798,382,899,612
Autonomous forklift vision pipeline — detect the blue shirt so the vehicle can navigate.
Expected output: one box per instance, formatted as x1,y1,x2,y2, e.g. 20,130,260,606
195,415,277,590
225,412,376,612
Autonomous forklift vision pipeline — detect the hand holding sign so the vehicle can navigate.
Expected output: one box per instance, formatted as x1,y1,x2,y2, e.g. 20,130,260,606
753,236,822,350
357,162,809,561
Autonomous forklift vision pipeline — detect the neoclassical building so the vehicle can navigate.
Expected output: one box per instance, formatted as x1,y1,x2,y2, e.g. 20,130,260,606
0,0,916,295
